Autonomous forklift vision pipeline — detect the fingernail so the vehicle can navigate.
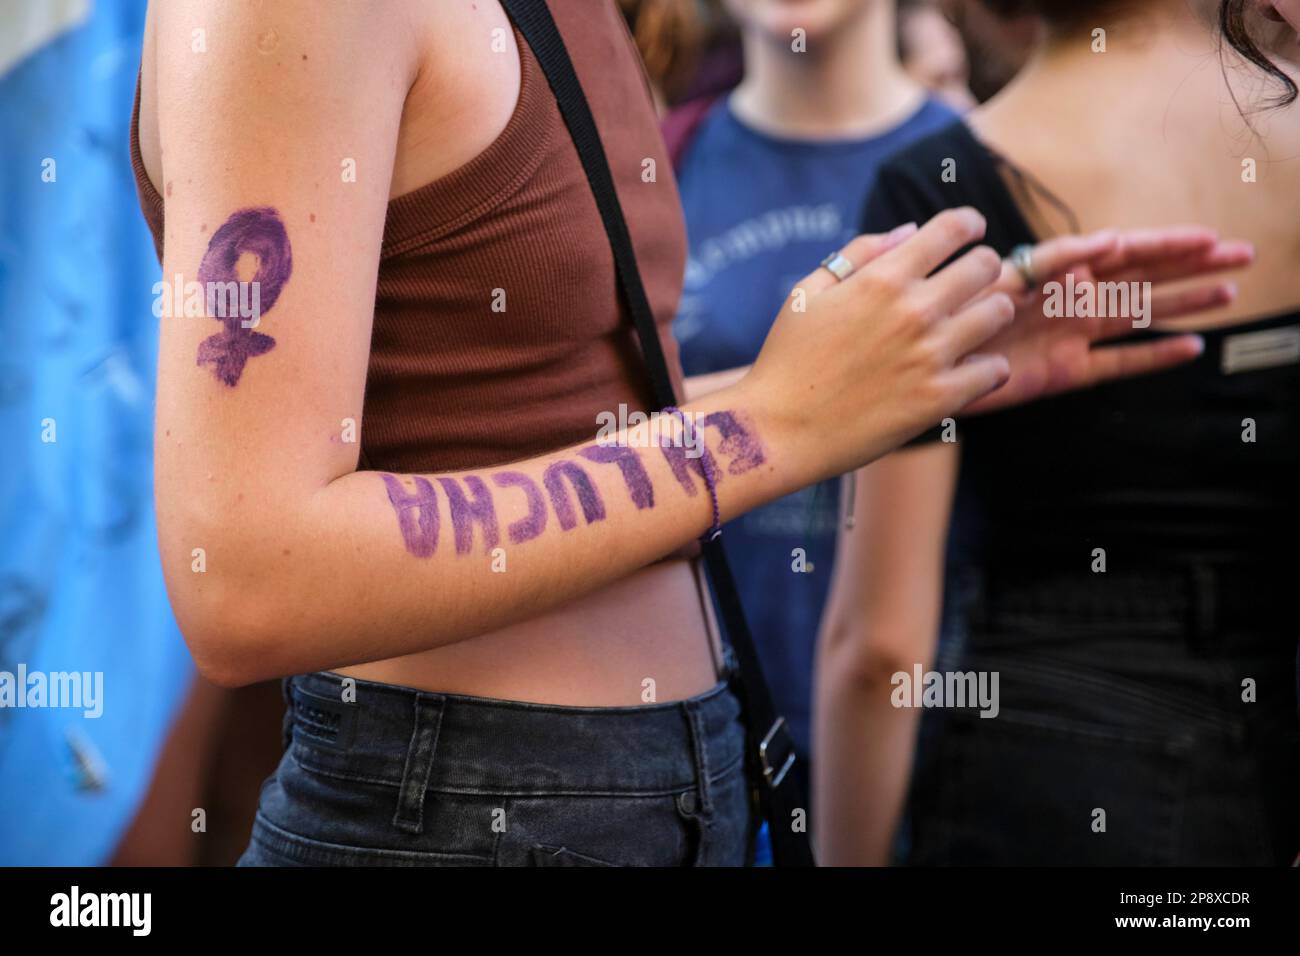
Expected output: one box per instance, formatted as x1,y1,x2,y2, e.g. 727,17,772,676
1190,334,1206,356
887,222,919,244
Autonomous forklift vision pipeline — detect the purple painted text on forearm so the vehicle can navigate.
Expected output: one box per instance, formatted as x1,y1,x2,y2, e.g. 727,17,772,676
490,471,548,544
381,474,440,558
379,410,763,557
702,411,766,474
578,444,655,509
659,443,721,496
543,461,606,530
437,476,500,554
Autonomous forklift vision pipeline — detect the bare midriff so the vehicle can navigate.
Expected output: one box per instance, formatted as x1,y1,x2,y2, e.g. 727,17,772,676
337,560,724,705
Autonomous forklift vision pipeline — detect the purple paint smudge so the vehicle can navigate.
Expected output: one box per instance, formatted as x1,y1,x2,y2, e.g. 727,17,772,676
491,471,548,544
578,445,654,509
703,411,766,475
660,443,721,496
381,474,439,558
196,207,292,386
542,460,606,531
437,476,500,555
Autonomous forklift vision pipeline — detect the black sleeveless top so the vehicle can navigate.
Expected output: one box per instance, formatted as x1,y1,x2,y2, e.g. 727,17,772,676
861,120,1300,576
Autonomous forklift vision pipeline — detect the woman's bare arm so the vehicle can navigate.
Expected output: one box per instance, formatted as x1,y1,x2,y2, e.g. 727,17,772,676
683,366,749,401
150,1,1018,687
149,2,795,684
813,442,958,865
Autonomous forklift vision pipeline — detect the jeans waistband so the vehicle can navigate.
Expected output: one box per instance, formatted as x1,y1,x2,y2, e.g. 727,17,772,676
283,672,746,798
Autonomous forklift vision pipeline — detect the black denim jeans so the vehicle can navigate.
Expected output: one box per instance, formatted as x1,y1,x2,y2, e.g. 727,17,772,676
907,562,1300,866
238,672,756,866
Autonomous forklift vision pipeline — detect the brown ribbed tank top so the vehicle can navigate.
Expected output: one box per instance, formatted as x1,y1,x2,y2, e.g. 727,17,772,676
130,1,687,474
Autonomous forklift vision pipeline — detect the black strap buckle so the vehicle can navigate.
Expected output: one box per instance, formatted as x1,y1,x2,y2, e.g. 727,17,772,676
758,717,796,789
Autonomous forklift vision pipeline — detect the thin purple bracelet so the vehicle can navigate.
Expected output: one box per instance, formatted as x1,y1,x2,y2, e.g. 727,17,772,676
663,406,722,542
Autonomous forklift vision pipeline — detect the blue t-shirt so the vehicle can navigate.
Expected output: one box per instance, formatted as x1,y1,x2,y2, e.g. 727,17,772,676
674,95,957,756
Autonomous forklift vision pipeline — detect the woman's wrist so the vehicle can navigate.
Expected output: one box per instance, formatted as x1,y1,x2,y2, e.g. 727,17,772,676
680,377,812,524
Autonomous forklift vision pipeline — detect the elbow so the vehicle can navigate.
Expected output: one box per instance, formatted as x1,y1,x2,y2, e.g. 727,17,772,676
190,643,261,690
818,612,935,697
161,539,296,689
186,616,272,689
843,641,926,694
169,576,281,689
156,470,326,686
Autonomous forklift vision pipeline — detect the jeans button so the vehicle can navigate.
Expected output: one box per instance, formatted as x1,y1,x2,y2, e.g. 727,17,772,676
677,789,699,816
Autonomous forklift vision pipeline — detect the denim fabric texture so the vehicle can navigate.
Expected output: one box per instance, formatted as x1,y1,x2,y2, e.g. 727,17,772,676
239,672,756,867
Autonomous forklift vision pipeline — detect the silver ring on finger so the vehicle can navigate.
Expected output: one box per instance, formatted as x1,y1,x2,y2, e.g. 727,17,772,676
1007,244,1039,291
820,251,855,282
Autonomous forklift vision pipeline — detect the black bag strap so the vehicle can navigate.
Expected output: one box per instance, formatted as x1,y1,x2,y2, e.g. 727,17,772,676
498,0,814,867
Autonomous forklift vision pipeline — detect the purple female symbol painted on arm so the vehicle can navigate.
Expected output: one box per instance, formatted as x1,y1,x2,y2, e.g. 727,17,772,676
491,471,548,544
436,476,500,555
542,460,606,531
577,445,655,509
196,207,292,386
381,474,440,558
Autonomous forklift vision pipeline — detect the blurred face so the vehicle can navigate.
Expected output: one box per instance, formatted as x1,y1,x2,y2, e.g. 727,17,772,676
722,0,875,46
1249,0,1300,65
1255,0,1300,33
937,0,1040,102
900,7,977,111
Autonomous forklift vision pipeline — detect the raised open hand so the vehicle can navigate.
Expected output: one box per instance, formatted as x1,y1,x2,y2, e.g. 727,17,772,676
962,226,1254,415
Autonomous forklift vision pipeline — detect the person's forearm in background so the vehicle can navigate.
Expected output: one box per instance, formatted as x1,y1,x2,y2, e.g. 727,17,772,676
684,365,749,401
813,442,958,865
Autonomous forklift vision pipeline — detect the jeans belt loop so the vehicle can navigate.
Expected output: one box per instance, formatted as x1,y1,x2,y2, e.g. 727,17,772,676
393,693,444,834
682,699,715,819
